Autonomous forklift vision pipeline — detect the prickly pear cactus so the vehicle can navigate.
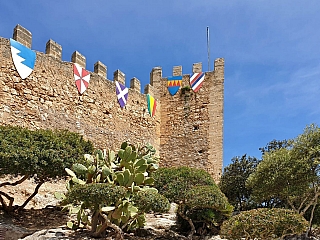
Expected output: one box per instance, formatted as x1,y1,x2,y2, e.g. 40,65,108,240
60,142,169,239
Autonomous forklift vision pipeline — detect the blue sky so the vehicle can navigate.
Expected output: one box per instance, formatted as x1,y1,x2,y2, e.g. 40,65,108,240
1,1,320,167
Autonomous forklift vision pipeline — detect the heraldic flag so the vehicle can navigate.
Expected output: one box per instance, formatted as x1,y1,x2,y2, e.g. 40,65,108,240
73,63,90,94
190,72,205,92
147,94,157,117
167,76,182,96
10,38,36,79
115,81,129,108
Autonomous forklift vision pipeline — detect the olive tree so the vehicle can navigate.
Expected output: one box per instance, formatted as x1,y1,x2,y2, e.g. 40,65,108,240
247,124,320,233
0,126,94,212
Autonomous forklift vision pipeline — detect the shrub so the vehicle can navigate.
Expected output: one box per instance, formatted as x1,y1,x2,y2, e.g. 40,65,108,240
60,142,170,239
133,188,170,213
62,183,127,207
153,167,233,238
220,208,308,240
153,166,216,202
0,125,93,212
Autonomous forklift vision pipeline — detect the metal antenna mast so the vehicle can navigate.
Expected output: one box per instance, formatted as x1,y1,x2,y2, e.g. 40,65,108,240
207,26,210,71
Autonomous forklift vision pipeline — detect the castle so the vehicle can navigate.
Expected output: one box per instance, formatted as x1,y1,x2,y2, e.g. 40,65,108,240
0,25,224,182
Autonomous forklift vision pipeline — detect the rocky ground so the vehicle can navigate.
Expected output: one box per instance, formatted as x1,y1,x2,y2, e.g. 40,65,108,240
0,175,226,240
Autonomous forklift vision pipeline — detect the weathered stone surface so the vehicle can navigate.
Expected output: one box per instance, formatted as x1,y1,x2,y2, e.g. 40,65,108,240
0,223,31,240
13,24,32,48
45,39,62,60
159,60,224,182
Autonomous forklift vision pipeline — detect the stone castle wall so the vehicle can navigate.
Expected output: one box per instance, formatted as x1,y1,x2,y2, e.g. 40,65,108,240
0,25,224,182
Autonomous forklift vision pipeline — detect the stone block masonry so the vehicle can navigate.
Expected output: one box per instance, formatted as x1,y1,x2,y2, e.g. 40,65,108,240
0,24,224,182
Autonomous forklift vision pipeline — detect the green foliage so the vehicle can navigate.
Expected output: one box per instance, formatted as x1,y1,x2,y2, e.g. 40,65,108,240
62,183,126,207
220,208,308,240
259,139,291,155
61,142,170,238
132,188,170,213
153,167,233,236
247,148,312,205
247,124,320,233
0,125,94,180
219,154,259,211
153,166,216,202
181,85,192,94
0,125,93,212
184,185,233,227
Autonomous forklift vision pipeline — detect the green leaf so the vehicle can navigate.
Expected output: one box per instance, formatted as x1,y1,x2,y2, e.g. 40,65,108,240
136,164,148,173
124,146,133,160
95,149,104,160
65,168,76,177
121,215,129,223
77,210,81,222
101,206,116,212
108,150,115,163
123,169,130,185
69,206,81,214
88,165,96,174
71,177,85,185
118,149,125,160
137,214,146,226
128,205,139,217
134,159,146,168
128,152,137,162
144,177,154,185
116,173,124,185
54,192,65,200
84,154,94,162
134,173,145,185
121,142,128,150
66,221,74,229
112,208,122,219
82,214,89,224
72,163,88,175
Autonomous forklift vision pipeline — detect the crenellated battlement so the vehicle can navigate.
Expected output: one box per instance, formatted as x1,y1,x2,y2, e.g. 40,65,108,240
0,24,224,182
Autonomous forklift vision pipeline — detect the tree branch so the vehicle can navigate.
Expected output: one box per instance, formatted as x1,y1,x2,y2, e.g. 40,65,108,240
0,190,14,212
178,207,195,239
301,191,320,216
0,175,29,188
92,213,124,240
91,210,99,233
19,181,44,210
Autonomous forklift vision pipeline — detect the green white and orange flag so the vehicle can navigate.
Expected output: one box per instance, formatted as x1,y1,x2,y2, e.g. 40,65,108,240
147,94,157,117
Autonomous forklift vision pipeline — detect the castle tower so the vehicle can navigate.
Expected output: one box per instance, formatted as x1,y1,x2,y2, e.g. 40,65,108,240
156,61,224,182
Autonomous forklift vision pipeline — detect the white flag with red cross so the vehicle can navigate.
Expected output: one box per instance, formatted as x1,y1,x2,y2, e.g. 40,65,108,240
73,63,90,94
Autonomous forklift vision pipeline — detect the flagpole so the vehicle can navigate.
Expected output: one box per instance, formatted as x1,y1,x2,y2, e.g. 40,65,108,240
207,26,210,71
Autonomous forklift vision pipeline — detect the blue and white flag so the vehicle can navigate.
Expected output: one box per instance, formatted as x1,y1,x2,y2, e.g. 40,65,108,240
10,38,36,79
115,81,129,108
